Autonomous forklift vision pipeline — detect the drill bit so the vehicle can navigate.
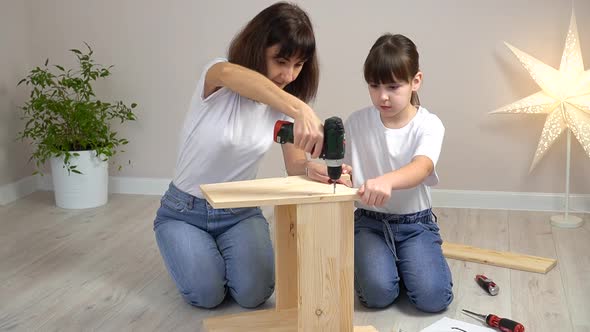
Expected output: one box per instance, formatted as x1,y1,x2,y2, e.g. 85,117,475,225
333,182,336,194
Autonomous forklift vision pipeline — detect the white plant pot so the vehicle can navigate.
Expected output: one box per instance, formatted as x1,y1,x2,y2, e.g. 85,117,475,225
50,150,108,209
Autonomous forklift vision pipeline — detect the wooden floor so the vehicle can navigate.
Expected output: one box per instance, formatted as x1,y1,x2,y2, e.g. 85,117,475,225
0,192,589,332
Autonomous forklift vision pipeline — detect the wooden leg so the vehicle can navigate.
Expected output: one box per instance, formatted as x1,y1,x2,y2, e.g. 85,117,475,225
204,201,379,332
274,205,298,310
296,201,354,332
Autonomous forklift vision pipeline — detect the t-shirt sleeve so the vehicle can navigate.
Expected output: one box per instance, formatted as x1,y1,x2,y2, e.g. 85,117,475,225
281,113,294,122
266,106,293,124
413,115,445,167
194,57,228,103
343,118,353,166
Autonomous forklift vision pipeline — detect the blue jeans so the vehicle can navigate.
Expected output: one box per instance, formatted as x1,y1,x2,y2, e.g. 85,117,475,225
153,183,274,309
354,208,453,312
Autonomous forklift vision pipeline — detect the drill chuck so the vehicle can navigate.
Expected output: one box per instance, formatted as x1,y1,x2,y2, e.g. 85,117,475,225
326,160,343,182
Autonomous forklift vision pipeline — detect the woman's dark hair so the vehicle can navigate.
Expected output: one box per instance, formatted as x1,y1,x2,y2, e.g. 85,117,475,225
228,2,318,102
364,33,421,106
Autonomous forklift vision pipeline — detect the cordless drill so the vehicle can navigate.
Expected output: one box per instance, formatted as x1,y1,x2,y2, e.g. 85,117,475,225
273,116,345,193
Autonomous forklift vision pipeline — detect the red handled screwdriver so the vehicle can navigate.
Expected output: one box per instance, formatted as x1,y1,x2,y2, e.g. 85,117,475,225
475,274,499,296
462,309,525,332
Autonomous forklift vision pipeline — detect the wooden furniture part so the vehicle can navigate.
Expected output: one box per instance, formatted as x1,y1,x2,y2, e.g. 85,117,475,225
201,176,378,332
442,242,557,274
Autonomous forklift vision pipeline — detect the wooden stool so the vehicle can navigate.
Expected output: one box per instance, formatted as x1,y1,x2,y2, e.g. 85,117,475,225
200,176,378,332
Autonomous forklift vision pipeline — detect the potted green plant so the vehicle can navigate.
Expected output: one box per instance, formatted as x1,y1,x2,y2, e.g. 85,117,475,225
17,43,137,209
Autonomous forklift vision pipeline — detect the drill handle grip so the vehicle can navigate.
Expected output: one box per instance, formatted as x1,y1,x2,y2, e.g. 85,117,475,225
273,120,294,144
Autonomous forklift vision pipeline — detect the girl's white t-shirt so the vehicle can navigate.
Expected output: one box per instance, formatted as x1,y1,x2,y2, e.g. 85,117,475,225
345,106,445,214
173,58,290,198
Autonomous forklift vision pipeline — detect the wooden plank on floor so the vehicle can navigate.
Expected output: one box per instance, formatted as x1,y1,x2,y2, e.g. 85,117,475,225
442,241,557,273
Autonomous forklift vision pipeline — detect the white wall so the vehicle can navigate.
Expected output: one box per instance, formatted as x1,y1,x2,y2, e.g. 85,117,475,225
0,0,34,186
2,0,589,198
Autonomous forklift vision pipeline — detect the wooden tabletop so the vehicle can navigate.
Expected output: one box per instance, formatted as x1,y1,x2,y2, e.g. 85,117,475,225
200,175,359,208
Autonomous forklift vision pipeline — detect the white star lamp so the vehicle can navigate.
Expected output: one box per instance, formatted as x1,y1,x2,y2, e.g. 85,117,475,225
491,12,590,228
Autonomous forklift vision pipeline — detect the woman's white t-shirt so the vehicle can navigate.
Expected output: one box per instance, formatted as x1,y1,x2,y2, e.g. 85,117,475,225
173,58,290,198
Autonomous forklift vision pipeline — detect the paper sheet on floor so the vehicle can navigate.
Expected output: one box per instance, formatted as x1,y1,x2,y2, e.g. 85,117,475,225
419,317,495,332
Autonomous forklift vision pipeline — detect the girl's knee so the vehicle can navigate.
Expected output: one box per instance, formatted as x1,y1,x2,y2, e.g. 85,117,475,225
356,278,400,309
411,283,453,313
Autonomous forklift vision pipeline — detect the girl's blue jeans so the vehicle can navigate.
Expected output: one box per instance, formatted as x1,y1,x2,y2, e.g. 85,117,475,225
354,208,454,312
153,182,274,309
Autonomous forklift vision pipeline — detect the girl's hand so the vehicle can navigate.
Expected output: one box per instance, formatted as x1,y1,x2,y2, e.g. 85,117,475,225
305,161,330,183
358,176,392,206
305,162,353,188
339,164,353,187
294,105,323,159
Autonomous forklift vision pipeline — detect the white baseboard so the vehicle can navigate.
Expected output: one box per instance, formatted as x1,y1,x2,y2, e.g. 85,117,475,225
432,189,589,213
2,176,589,213
0,175,39,206
36,175,170,196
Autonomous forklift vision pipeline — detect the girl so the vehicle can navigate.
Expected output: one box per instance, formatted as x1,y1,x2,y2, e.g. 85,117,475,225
153,2,323,309
346,33,453,312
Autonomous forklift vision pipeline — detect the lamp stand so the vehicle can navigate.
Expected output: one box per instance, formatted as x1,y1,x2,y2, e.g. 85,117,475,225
550,128,583,228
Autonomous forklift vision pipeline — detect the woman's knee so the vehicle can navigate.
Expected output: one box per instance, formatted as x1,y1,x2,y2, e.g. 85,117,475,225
231,277,275,308
222,215,275,308
180,279,227,309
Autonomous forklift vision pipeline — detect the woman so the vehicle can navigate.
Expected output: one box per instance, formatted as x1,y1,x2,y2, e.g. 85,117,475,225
154,2,323,309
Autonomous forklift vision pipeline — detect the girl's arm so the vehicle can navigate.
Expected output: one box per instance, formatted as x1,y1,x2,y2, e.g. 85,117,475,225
205,62,324,158
358,155,433,206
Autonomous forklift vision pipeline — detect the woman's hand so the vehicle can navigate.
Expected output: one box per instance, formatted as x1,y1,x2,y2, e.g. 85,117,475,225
305,161,353,187
358,176,392,206
293,105,324,159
